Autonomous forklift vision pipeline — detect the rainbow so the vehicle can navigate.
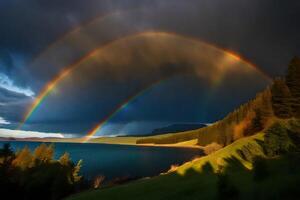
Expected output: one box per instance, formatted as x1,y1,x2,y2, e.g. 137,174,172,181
81,78,170,143
30,10,132,65
20,31,151,128
18,68,72,129
19,31,272,134
19,37,122,128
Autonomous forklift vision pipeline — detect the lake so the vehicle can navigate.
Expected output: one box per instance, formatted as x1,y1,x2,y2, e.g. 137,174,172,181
0,141,203,181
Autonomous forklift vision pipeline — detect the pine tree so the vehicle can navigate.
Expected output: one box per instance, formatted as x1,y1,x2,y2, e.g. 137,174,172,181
258,88,273,125
73,159,83,183
34,143,48,162
264,122,294,156
271,78,293,118
59,152,71,166
46,144,54,161
286,56,300,117
12,146,33,169
251,109,264,133
0,143,14,166
34,143,54,163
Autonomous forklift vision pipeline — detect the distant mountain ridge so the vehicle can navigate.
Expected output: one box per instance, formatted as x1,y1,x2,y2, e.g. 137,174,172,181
151,124,207,135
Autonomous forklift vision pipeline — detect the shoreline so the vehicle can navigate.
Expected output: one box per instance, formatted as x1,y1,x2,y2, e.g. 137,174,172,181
88,141,203,149
0,138,202,150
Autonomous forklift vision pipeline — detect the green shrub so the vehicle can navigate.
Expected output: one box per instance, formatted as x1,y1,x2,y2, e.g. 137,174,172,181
263,122,295,156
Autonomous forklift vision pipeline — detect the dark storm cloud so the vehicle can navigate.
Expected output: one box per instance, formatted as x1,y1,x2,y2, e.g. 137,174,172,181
0,87,31,123
0,50,13,73
0,0,156,55
0,87,28,103
0,0,299,135
138,0,300,76
1,0,299,87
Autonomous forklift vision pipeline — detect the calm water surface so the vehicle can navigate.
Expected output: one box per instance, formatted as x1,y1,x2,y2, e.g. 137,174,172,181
0,141,203,180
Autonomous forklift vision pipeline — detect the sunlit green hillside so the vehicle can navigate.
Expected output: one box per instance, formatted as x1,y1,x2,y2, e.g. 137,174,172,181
66,119,300,200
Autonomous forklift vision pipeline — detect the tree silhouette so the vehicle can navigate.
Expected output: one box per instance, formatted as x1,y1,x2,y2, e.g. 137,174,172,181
271,78,293,118
0,144,85,200
286,56,300,117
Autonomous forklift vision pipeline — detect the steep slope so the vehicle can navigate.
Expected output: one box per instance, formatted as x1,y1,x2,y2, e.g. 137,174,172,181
66,119,300,200
175,133,265,174
136,88,273,146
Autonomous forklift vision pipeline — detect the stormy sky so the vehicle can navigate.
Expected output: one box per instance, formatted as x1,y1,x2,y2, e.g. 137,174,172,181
0,0,299,138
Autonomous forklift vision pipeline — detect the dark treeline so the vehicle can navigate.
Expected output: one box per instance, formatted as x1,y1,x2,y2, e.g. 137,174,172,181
136,57,300,146
0,143,86,200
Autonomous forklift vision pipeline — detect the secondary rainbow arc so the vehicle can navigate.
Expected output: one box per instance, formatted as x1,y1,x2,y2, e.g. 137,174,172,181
30,10,134,65
19,31,272,141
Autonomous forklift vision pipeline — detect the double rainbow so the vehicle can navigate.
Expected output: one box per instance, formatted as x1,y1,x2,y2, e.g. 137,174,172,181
20,31,271,142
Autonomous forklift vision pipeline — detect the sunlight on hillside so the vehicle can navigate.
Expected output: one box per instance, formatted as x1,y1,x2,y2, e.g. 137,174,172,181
175,133,265,176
